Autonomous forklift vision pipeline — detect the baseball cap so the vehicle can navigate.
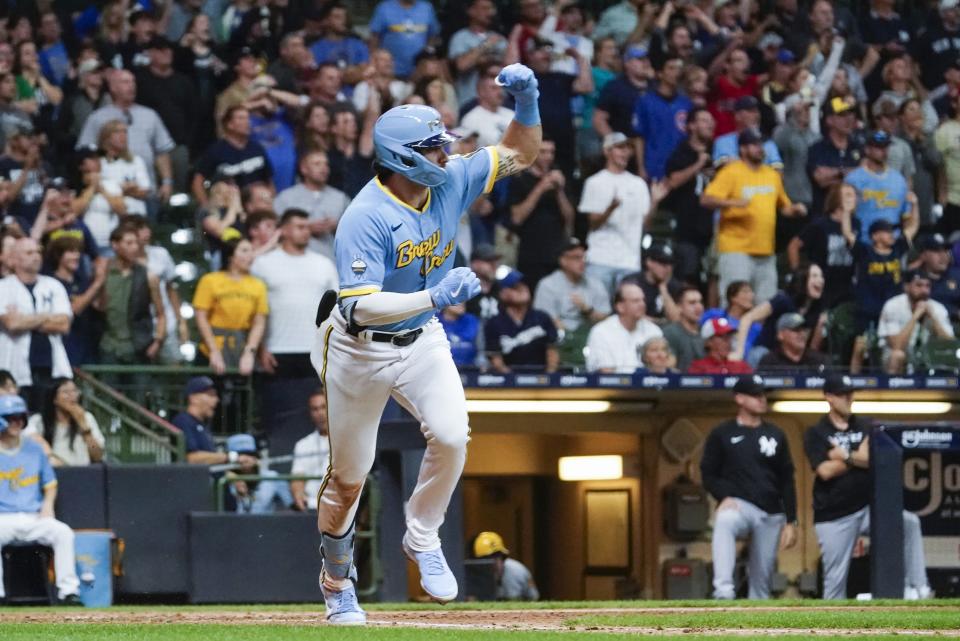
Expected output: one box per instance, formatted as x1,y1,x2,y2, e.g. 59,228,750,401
868,219,894,235
624,45,648,61
0,395,28,418
776,49,796,65
733,374,769,396
498,269,525,289
77,58,103,76
128,9,155,25
758,32,784,50
903,268,933,284
866,130,892,147
776,312,807,332
823,374,856,395
824,96,856,116
231,45,259,66
226,433,257,454
146,36,174,50
603,131,630,149
701,317,737,339
559,236,587,256
414,46,441,64
919,233,952,251
470,243,500,262
734,96,760,112
645,243,675,265
872,98,899,119
738,127,764,146
184,376,216,397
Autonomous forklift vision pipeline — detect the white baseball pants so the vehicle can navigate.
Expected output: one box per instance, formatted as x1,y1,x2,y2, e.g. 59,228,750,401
310,307,470,552
0,512,80,599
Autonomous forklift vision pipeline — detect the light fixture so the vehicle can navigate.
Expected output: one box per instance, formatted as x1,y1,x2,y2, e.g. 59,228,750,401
170,228,195,245
772,401,952,415
558,455,623,481
466,400,611,413
174,261,199,282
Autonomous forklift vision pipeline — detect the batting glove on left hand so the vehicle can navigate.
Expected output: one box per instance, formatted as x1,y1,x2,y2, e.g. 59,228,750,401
496,63,539,105
429,267,482,309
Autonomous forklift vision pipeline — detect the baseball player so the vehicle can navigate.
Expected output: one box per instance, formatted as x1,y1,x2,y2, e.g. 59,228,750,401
700,374,798,599
310,63,543,624
803,374,932,599
0,395,81,604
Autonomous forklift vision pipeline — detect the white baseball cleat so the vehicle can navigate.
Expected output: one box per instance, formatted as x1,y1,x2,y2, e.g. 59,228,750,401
322,582,366,625
402,537,458,604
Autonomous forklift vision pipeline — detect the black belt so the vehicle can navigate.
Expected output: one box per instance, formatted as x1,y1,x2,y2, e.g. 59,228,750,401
368,328,423,347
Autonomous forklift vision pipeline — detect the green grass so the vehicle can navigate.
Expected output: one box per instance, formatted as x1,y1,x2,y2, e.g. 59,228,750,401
0,625,939,641
567,607,960,630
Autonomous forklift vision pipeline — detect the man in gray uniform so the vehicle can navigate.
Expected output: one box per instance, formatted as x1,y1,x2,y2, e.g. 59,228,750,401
803,374,932,599
700,375,798,599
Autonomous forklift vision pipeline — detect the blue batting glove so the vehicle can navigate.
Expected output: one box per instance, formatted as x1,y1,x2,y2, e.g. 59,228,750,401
429,267,482,309
496,63,539,105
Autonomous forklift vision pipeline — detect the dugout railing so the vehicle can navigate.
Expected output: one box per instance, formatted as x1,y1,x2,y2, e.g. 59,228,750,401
74,368,186,463
80,364,257,438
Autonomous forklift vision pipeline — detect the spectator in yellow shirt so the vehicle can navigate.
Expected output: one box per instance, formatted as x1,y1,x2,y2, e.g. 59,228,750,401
701,128,807,305
192,238,269,376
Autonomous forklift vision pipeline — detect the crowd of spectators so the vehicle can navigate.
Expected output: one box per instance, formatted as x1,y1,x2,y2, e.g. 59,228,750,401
0,0,959,418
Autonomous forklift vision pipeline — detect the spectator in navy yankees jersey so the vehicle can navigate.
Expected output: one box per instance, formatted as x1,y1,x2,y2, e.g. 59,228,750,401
192,106,274,208
803,374,931,600
485,270,559,374
700,375,798,600
807,97,862,218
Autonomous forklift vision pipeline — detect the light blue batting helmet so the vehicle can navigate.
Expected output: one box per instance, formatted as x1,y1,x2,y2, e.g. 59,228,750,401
0,395,26,432
373,104,459,187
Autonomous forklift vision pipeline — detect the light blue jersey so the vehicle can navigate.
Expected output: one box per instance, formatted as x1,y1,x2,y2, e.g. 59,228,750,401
845,167,909,243
336,146,498,332
713,132,783,169
0,438,56,513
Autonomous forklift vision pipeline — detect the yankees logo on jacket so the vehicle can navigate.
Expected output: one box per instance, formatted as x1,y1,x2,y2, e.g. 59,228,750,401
700,418,797,520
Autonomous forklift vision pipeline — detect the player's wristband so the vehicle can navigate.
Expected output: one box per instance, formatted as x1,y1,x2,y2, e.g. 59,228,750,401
513,94,541,127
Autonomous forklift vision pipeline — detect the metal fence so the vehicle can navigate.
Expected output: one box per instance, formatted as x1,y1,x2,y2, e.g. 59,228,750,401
79,365,257,436
74,368,186,463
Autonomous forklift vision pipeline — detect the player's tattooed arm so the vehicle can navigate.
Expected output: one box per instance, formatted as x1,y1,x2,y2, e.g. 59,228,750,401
494,119,542,182
495,147,524,180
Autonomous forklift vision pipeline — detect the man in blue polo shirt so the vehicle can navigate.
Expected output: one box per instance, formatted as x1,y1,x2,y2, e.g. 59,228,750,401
172,376,257,468
368,0,440,79
632,52,692,180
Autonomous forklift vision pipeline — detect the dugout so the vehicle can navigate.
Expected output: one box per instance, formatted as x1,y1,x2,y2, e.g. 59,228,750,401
460,373,960,600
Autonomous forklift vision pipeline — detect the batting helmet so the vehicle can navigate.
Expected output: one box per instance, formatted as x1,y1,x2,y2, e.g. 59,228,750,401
0,395,27,432
473,531,509,558
373,104,459,187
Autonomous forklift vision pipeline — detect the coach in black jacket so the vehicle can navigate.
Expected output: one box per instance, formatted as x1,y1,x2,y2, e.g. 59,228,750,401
700,374,798,599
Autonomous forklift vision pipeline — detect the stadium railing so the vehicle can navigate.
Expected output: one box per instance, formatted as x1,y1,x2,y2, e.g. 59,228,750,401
74,368,186,464
79,364,257,436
